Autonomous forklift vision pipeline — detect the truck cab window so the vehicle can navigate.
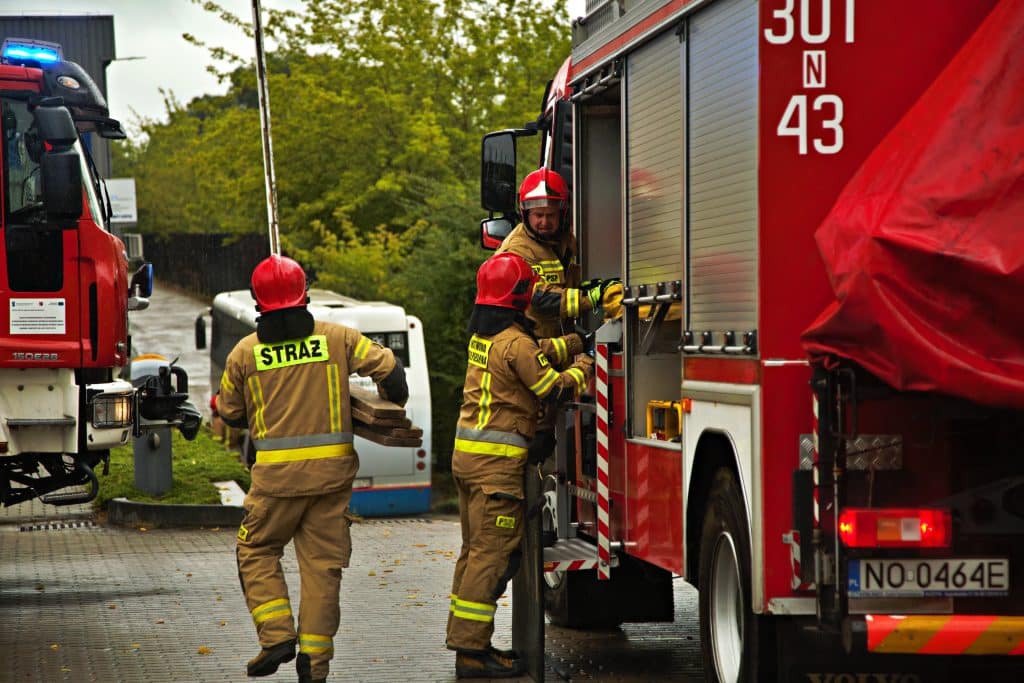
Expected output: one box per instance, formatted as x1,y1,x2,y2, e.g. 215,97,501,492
2,100,43,219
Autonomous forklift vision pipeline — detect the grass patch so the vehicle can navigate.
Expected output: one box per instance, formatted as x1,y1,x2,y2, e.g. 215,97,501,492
93,425,250,510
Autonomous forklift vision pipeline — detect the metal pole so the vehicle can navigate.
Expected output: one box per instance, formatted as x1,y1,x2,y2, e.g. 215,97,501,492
251,0,280,256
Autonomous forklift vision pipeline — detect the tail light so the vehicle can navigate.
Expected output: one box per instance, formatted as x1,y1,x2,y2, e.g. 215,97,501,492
838,508,952,548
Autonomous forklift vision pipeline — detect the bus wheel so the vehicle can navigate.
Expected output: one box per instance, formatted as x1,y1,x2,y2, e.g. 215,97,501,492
698,467,773,682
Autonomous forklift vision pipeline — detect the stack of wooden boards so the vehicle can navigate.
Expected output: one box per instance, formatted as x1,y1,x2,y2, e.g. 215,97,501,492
349,384,423,448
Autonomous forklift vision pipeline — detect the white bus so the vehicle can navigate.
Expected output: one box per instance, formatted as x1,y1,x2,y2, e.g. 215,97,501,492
202,288,431,516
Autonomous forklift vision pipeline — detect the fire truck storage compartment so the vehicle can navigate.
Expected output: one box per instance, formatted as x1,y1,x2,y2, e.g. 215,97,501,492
686,0,758,345
619,26,686,438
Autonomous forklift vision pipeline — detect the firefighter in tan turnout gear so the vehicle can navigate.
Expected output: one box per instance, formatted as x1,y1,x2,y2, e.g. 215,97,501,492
215,255,408,683
446,252,594,678
496,167,623,340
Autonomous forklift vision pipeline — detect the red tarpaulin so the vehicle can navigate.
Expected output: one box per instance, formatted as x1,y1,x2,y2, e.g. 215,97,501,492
801,0,1024,408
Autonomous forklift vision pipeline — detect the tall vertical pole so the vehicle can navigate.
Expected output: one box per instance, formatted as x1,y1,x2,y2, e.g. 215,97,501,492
251,0,280,256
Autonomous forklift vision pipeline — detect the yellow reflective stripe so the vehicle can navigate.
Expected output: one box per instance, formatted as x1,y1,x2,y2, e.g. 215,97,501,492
454,438,527,458
220,371,235,394
326,363,341,433
252,598,291,625
256,442,354,464
353,336,371,360
298,633,333,654
536,259,563,272
529,368,560,396
449,593,457,613
247,375,268,439
474,372,492,430
451,597,496,623
567,367,585,392
566,288,579,317
551,337,567,364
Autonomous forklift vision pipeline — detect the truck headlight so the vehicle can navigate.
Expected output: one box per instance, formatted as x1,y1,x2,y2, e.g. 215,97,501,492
91,393,134,428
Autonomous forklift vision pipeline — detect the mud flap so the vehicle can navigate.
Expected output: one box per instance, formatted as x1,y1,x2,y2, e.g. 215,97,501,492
512,466,544,681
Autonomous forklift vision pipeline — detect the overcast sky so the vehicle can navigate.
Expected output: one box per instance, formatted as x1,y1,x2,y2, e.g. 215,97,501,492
1,0,586,130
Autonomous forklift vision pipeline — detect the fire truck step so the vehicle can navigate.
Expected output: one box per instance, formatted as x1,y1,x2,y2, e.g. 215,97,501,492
6,416,76,428
543,538,619,572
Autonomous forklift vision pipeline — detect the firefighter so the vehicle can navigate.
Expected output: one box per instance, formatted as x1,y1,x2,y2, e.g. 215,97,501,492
215,255,408,683
495,167,623,341
446,252,594,678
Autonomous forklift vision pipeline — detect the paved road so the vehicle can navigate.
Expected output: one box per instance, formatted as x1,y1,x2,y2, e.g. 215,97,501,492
1,512,702,682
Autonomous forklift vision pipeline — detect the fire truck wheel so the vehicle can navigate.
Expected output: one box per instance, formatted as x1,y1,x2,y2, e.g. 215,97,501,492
698,467,774,683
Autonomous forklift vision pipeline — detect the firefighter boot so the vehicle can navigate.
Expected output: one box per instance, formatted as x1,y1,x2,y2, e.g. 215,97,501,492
246,638,296,677
295,653,327,683
455,649,525,679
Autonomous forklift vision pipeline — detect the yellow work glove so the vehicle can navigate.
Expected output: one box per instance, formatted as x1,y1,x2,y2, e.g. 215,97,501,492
602,281,624,320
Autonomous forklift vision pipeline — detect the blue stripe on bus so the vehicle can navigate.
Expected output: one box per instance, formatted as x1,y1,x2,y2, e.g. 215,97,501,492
349,486,432,517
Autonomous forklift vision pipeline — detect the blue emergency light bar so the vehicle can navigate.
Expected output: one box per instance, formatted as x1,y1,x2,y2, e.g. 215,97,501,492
1,38,63,66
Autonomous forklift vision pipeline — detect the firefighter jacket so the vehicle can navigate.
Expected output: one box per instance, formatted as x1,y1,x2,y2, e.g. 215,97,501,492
218,319,396,497
452,324,591,492
496,223,592,339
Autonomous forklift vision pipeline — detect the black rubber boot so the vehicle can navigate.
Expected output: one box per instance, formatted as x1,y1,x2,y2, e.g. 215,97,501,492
296,652,327,683
455,649,525,679
246,638,296,677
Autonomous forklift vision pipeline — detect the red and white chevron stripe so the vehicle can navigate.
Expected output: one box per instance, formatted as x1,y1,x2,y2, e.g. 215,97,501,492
811,392,820,529
544,559,600,573
595,343,611,580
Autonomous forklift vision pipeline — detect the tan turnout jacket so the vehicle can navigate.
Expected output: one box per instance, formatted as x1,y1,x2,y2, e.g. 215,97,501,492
218,319,396,497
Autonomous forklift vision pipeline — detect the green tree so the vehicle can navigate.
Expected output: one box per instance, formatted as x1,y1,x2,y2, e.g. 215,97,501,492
122,0,570,463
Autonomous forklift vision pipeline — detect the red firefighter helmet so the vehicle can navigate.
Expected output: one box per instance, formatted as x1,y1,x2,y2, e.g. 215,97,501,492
250,255,308,313
518,168,569,213
475,253,538,310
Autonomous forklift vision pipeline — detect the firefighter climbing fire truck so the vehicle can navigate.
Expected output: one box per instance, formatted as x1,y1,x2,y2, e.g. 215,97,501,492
481,0,1024,680
0,38,198,507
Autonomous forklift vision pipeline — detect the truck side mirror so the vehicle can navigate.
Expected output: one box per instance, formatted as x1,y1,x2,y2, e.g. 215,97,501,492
481,131,517,215
550,100,573,193
40,150,82,224
32,102,83,225
480,217,514,250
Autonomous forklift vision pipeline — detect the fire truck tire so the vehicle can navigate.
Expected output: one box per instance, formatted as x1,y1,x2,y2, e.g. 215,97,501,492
698,467,775,683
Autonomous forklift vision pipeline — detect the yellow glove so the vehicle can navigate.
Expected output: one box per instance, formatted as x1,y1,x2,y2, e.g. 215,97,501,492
602,281,624,320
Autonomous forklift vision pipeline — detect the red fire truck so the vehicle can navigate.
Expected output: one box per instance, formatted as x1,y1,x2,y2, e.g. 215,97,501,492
480,1,1024,680
0,38,198,507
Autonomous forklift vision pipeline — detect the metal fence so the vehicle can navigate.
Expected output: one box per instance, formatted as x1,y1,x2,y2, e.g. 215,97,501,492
143,233,269,298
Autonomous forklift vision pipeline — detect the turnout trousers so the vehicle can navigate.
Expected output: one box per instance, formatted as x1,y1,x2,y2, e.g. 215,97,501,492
237,486,354,681
446,454,526,652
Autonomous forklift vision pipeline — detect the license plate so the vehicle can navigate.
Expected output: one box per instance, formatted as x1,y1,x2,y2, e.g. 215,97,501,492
848,558,1009,597
353,478,372,490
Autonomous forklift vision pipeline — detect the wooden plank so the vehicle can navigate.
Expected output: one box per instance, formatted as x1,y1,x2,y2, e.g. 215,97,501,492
349,384,406,418
355,421,423,440
351,406,412,429
353,423,422,447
